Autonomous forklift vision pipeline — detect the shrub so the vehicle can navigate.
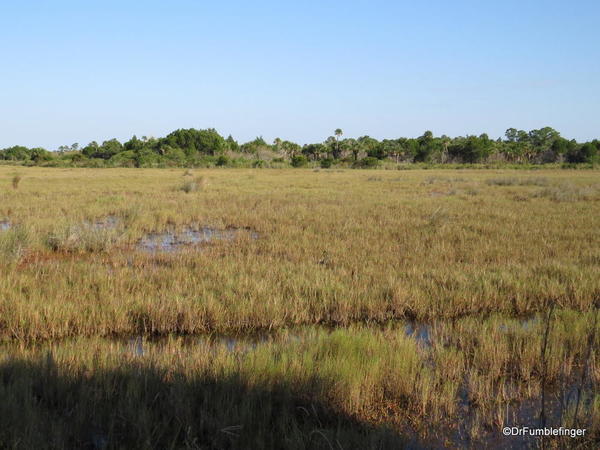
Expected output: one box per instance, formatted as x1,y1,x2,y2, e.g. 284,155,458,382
354,157,379,169
216,155,230,167
320,158,334,169
566,143,598,164
253,160,266,168
108,151,137,167
485,177,519,186
291,155,308,168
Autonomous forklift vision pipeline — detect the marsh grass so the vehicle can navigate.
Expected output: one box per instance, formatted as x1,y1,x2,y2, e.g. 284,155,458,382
485,177,552,186
180,175,207,193
118,205,142,228
0,165,598,447
426,207,450,229
11,174,22,189
0,330,413,449
0,315,597,448
0,167,598,341
0,225,29,263
43,222,121,253
533,183,599,202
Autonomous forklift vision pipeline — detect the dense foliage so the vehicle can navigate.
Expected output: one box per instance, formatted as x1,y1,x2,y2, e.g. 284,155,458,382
1,127,598,167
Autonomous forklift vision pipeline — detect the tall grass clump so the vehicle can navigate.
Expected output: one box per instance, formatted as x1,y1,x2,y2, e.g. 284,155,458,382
117,205,142,228
11,174,22,189
0,226,29,263
485,177,551,186
44,223,120,253
180,175,207,193
534,183,598,202
426,207,450,229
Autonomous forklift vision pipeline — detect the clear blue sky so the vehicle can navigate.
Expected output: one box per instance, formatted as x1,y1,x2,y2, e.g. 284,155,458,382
1,0,599,149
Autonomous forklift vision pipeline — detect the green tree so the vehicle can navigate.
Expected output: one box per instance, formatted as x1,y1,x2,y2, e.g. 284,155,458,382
1,146,30,160
240,136,270,154
448,134,493,163
98,139,124,160
334,128,343,159
281,141,301,159
124,135,145,152
302,143,326,161
343,138,360,161
226,135,239,152
324,136,337,159
567,143,598,163
163,128,226,155
82,141,99,158
414,131,440,162
357,136,379,155
30,147,53,162
503,129,530,162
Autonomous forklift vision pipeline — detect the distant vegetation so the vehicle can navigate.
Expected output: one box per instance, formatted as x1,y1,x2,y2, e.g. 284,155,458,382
1,126,598,168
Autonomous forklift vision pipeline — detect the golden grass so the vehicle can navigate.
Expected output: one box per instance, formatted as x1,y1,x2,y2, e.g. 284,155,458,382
0,167,599,341
0,165,598,446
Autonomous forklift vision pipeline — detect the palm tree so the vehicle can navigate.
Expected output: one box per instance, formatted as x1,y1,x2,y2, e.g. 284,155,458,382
441,136,450,163
334,129,343,159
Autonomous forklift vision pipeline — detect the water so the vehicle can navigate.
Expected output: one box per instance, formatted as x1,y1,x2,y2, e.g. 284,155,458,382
136,227,258,253
128,336,145,356
498,315,540,332
88,215,119,230
404,322,431,346
124,321,431,358
78,218,258,253
119,320,583,449
126,333,268,357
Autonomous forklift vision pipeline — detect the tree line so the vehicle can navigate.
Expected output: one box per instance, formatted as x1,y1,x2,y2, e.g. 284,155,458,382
1,127,598,167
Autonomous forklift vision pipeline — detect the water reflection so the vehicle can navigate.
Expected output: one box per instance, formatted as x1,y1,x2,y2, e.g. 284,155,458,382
136,227,258,253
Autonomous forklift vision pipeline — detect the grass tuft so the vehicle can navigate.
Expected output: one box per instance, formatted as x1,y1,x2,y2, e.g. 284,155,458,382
11,174,22,189
533,183,598,202
44,223,121,253
485,177,551,186
0,225,29,262
180,176,207,193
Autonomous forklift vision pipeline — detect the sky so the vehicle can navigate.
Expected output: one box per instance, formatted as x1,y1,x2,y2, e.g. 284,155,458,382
1,0,599,149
